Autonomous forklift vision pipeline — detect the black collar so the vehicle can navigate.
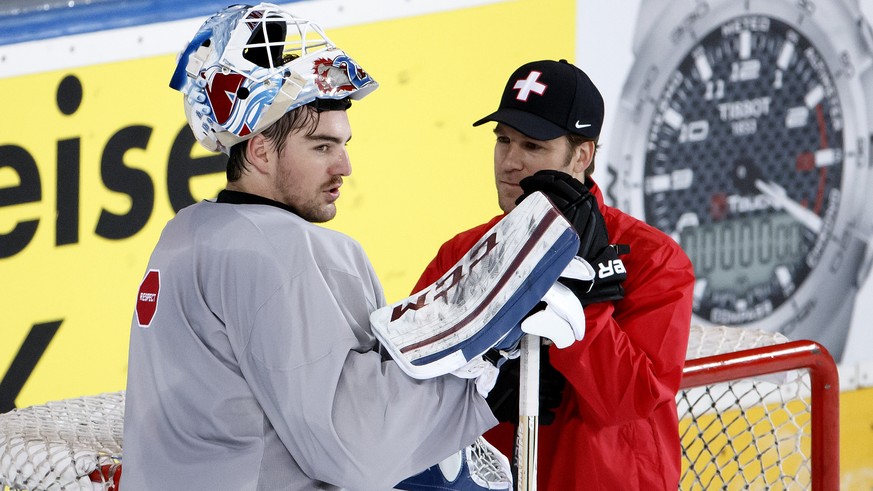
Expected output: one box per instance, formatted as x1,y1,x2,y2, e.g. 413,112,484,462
216,190,301,216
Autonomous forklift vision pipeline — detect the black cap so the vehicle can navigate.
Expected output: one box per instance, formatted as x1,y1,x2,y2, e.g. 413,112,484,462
473,59,604,140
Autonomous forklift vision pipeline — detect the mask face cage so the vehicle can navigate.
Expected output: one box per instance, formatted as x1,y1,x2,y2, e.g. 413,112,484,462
170,2,378,154
227,4,330,82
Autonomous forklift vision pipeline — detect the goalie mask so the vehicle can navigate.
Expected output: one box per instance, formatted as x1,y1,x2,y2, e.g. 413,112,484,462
170,3,378,154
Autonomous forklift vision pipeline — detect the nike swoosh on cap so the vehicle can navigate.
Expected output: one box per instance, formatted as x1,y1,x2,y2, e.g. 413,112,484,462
575,121,591,129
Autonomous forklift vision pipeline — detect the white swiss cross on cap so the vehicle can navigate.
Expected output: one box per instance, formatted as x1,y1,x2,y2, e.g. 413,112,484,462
513,71,547,101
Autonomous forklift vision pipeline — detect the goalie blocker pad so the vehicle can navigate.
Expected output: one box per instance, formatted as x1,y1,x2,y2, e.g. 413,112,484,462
370,192,580,379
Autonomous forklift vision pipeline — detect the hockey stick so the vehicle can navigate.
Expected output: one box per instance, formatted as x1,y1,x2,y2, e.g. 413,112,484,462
514,333,540,490
512,258,592,490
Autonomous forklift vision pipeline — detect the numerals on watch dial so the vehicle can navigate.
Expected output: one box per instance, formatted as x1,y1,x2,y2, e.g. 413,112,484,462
643,15,844,324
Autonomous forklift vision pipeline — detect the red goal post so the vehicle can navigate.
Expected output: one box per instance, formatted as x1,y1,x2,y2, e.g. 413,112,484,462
678,325,840,490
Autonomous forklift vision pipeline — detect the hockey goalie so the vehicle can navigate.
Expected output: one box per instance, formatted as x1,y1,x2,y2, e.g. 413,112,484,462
371,192,594,490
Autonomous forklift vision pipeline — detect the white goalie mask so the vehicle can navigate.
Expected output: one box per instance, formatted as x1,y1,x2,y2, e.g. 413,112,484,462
170,3,379,154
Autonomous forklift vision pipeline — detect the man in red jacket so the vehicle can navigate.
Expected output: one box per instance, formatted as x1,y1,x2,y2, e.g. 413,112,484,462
412,59,695,489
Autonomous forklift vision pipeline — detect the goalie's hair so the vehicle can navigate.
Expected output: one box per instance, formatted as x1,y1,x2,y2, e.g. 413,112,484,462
227,98,352,182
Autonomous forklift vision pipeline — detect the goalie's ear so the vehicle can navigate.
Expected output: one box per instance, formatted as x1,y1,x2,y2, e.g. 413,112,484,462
244,134,272,176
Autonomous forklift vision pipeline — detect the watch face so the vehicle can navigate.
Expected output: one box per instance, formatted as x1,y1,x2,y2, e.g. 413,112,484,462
642,15,844,325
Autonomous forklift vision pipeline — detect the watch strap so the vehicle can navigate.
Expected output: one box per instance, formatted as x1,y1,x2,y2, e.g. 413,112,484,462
842,0,862,16
633,0,867,56
632,0,700,55
791,282,856,362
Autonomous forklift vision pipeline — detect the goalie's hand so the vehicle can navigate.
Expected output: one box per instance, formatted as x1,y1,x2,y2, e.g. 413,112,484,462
452,357,500,398
520,280,585,349
485,344,566,425
516,170,628,305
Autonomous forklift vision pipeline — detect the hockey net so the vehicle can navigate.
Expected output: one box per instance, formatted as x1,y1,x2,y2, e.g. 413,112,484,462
0,325,838,490
0,392,122,490
679,325,839,490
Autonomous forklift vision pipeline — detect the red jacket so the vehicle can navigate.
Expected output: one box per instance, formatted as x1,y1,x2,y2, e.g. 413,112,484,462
412,180,695,490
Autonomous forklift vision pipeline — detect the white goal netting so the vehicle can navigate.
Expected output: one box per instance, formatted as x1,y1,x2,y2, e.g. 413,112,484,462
678,325,837,491
0,392,123,491
0,325,837,490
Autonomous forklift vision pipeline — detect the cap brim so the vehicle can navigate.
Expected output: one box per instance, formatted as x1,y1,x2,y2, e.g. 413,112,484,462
472,108,568,141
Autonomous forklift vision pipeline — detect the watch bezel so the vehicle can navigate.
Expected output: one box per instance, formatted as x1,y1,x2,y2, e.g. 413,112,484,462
604,0,873,354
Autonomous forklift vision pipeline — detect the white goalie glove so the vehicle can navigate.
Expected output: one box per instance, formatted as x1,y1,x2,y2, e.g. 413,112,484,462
451,357,500,398
520,255,593,349
450,256,594,397
370,192,580,380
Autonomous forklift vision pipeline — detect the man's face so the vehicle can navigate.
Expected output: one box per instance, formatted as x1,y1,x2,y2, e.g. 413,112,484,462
492,123,579,213
271,110,352,222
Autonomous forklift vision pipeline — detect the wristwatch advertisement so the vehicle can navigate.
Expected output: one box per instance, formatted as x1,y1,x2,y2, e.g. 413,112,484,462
604,0,873,362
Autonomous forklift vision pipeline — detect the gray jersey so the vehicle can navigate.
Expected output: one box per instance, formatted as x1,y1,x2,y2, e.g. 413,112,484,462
123,192,495,490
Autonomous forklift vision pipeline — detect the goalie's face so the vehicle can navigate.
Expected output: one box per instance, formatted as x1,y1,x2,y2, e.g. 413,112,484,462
277,110,353,222
493,123,590,212
242,109,352,222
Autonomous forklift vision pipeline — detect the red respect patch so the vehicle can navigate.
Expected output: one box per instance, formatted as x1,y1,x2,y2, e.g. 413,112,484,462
136,269,160,327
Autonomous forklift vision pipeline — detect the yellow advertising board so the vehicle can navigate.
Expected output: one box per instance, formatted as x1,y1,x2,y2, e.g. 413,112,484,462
0,0,576,408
